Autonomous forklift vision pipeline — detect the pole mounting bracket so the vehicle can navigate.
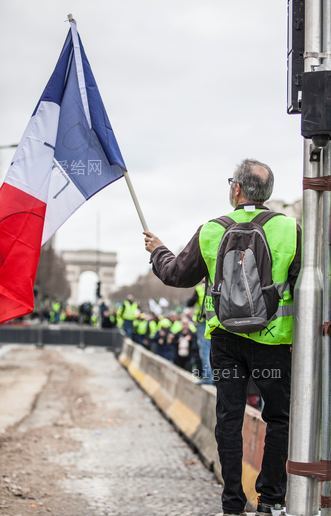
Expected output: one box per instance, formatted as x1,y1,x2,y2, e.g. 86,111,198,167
321,496,331,509
304,51,331,60
287,460,331,481
303,176,331,191
322,322,331,336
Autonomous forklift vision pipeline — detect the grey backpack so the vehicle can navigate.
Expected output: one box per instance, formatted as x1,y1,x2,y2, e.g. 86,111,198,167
211,211,283,334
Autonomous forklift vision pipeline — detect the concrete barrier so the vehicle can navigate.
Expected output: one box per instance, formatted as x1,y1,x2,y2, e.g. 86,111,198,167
119,339,266,510
0,326,123,351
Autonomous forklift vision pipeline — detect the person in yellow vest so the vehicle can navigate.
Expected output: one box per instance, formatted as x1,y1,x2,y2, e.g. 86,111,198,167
157,315,172,331
148,315,158,341
169,313,183,335
154,321,175,362
101,308,117,329
148,314,160,353
116,306,124,330
143,159,301,516
91,312,98,327
132,313,148,345
50,300,61,324
119,294,138,338
169,312,197,335
187,282,213,384
170,316,201,372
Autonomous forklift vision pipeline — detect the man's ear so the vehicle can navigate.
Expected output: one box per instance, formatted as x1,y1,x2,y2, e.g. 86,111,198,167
235,183,241,197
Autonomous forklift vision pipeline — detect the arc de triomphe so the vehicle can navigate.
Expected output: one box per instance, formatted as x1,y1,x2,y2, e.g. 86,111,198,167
61,250,117,305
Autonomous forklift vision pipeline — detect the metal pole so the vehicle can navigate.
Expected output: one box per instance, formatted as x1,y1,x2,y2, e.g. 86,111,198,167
286,1,323,515
321,145,331,516
0,144,18,149
123,170,149,231
320,3,331,513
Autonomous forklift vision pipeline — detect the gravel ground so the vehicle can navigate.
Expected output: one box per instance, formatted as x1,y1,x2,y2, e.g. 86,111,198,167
0,345,222,516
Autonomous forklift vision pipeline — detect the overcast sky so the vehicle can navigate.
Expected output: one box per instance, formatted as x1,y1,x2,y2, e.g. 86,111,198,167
0,0,303,288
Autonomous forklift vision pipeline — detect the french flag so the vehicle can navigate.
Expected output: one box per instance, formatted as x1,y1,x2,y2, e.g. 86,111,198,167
0,19,126,323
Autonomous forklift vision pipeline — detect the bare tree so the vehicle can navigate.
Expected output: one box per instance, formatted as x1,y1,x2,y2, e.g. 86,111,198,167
35,242,70,302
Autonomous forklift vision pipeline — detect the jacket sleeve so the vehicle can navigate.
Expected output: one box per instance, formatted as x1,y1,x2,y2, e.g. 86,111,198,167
288,224,302,296
150,227,208,288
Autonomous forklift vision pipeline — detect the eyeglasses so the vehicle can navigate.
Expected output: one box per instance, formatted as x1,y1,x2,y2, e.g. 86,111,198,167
228,177,241,186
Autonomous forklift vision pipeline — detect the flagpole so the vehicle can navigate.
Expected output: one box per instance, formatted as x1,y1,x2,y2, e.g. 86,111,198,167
124,170,149,231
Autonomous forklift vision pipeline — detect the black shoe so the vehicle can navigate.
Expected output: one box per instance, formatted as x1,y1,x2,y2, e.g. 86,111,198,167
215,512,247,516
256,498,284,515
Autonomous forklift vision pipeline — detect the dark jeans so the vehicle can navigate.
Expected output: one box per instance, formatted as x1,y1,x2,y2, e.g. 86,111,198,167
123,319,134,338
210,333,291,513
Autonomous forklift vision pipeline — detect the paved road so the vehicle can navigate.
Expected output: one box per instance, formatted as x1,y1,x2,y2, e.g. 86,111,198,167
0,345,222,516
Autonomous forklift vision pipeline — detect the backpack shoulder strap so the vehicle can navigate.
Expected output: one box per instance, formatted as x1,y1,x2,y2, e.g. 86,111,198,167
211,215,236,230
252,211,284,226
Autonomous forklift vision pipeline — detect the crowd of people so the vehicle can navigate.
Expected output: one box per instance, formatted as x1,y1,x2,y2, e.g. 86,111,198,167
36,299,116,327
124,304,201,374
116,289,213,384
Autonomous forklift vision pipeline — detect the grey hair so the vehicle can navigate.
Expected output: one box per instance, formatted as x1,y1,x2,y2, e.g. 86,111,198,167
233,159,274,202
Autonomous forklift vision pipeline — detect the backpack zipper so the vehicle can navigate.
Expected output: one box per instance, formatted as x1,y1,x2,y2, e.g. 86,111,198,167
242,251,255,316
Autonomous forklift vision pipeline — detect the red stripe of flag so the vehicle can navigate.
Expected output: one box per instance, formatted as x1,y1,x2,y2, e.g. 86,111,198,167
0,182,46,323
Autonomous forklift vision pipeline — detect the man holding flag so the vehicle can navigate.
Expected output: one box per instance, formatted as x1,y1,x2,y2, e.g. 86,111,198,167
144,161,301,516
